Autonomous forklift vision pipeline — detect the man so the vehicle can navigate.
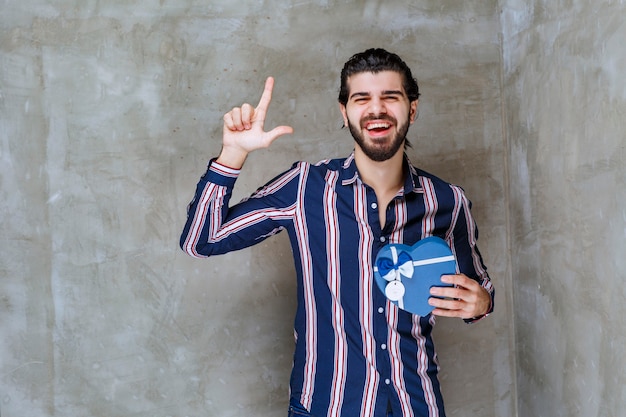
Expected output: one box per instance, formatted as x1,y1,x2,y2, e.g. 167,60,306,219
180,48,494,417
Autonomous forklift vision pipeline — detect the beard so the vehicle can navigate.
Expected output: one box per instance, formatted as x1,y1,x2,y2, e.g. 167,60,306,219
347,113,411,162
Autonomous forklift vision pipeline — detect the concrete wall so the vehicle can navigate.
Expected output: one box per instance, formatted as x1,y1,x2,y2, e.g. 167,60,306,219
2,1,511,416
500,1,626,416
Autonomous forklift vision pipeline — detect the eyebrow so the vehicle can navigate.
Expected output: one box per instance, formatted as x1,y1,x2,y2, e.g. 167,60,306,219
349,90,406,100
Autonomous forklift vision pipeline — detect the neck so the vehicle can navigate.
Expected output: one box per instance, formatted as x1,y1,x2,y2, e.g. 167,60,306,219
354,147,405,195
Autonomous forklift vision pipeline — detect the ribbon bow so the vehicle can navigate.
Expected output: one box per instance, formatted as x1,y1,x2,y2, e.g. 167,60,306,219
376,247,414,282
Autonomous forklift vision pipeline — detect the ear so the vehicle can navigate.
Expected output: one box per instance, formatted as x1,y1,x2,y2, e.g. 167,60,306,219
409,100,418,124
339,103,349,127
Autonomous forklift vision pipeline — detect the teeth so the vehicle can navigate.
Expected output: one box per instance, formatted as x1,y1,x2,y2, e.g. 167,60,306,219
367,122,390,130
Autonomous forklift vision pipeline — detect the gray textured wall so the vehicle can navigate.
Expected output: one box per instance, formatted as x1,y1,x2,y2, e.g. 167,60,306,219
501,1,626,416
16,0,626,416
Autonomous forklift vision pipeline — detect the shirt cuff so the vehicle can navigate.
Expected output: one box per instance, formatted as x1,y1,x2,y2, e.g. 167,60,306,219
202,158,241,187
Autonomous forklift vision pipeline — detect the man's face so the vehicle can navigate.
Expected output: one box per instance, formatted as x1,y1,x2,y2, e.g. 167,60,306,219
340,71,418,162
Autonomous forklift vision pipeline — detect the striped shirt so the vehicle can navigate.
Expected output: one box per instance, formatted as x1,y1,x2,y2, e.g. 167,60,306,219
180,152,494,417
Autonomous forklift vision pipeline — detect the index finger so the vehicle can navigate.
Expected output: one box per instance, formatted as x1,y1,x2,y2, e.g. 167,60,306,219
440,273,476,288
255,76,275,118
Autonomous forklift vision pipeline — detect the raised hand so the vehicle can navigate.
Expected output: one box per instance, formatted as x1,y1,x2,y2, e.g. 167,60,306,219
217,77,294,168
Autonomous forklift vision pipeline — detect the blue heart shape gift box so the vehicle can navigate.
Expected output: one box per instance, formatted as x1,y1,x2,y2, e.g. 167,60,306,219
373,236,457,316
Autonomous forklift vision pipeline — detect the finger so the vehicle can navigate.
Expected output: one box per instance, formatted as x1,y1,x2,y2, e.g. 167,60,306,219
429,296,465,311
441,274,477,289
241,103,254,129
230,107,244,131
255,77,275,120
429,298,471,319
431,307,464,318
430,285,466,300
263,125,294,146
223,112,236,131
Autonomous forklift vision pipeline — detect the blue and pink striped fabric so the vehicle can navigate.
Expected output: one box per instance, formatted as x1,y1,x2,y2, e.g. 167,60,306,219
180,152,494,417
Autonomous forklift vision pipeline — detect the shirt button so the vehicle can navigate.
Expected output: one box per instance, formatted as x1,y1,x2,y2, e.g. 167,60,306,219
378,307,384,314
385,379,391,385
381,344,387,350
380,236,386,243
371,202,378,210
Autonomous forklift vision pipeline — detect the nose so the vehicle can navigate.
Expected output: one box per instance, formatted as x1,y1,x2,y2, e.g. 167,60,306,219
367,97,387,116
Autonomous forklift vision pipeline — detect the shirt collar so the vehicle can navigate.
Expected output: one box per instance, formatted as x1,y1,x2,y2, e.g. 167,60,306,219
340,151,424,195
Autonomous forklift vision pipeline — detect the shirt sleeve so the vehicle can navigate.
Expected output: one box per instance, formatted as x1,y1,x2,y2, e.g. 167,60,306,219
179,159,300,258
448,186,495,323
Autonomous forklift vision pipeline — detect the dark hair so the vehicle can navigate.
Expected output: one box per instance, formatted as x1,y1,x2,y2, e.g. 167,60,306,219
338,48,420,105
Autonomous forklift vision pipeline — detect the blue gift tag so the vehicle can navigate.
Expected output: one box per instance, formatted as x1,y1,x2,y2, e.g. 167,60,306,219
373,236,457,316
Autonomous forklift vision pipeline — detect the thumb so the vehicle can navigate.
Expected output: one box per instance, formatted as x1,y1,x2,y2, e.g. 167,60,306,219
265,125,294,143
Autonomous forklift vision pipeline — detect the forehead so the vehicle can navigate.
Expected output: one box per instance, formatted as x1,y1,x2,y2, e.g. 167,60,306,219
346,70,406,95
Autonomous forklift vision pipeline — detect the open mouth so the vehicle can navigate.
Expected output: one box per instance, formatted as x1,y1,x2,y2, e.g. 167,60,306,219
365,121,392,135
366,122,390,130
